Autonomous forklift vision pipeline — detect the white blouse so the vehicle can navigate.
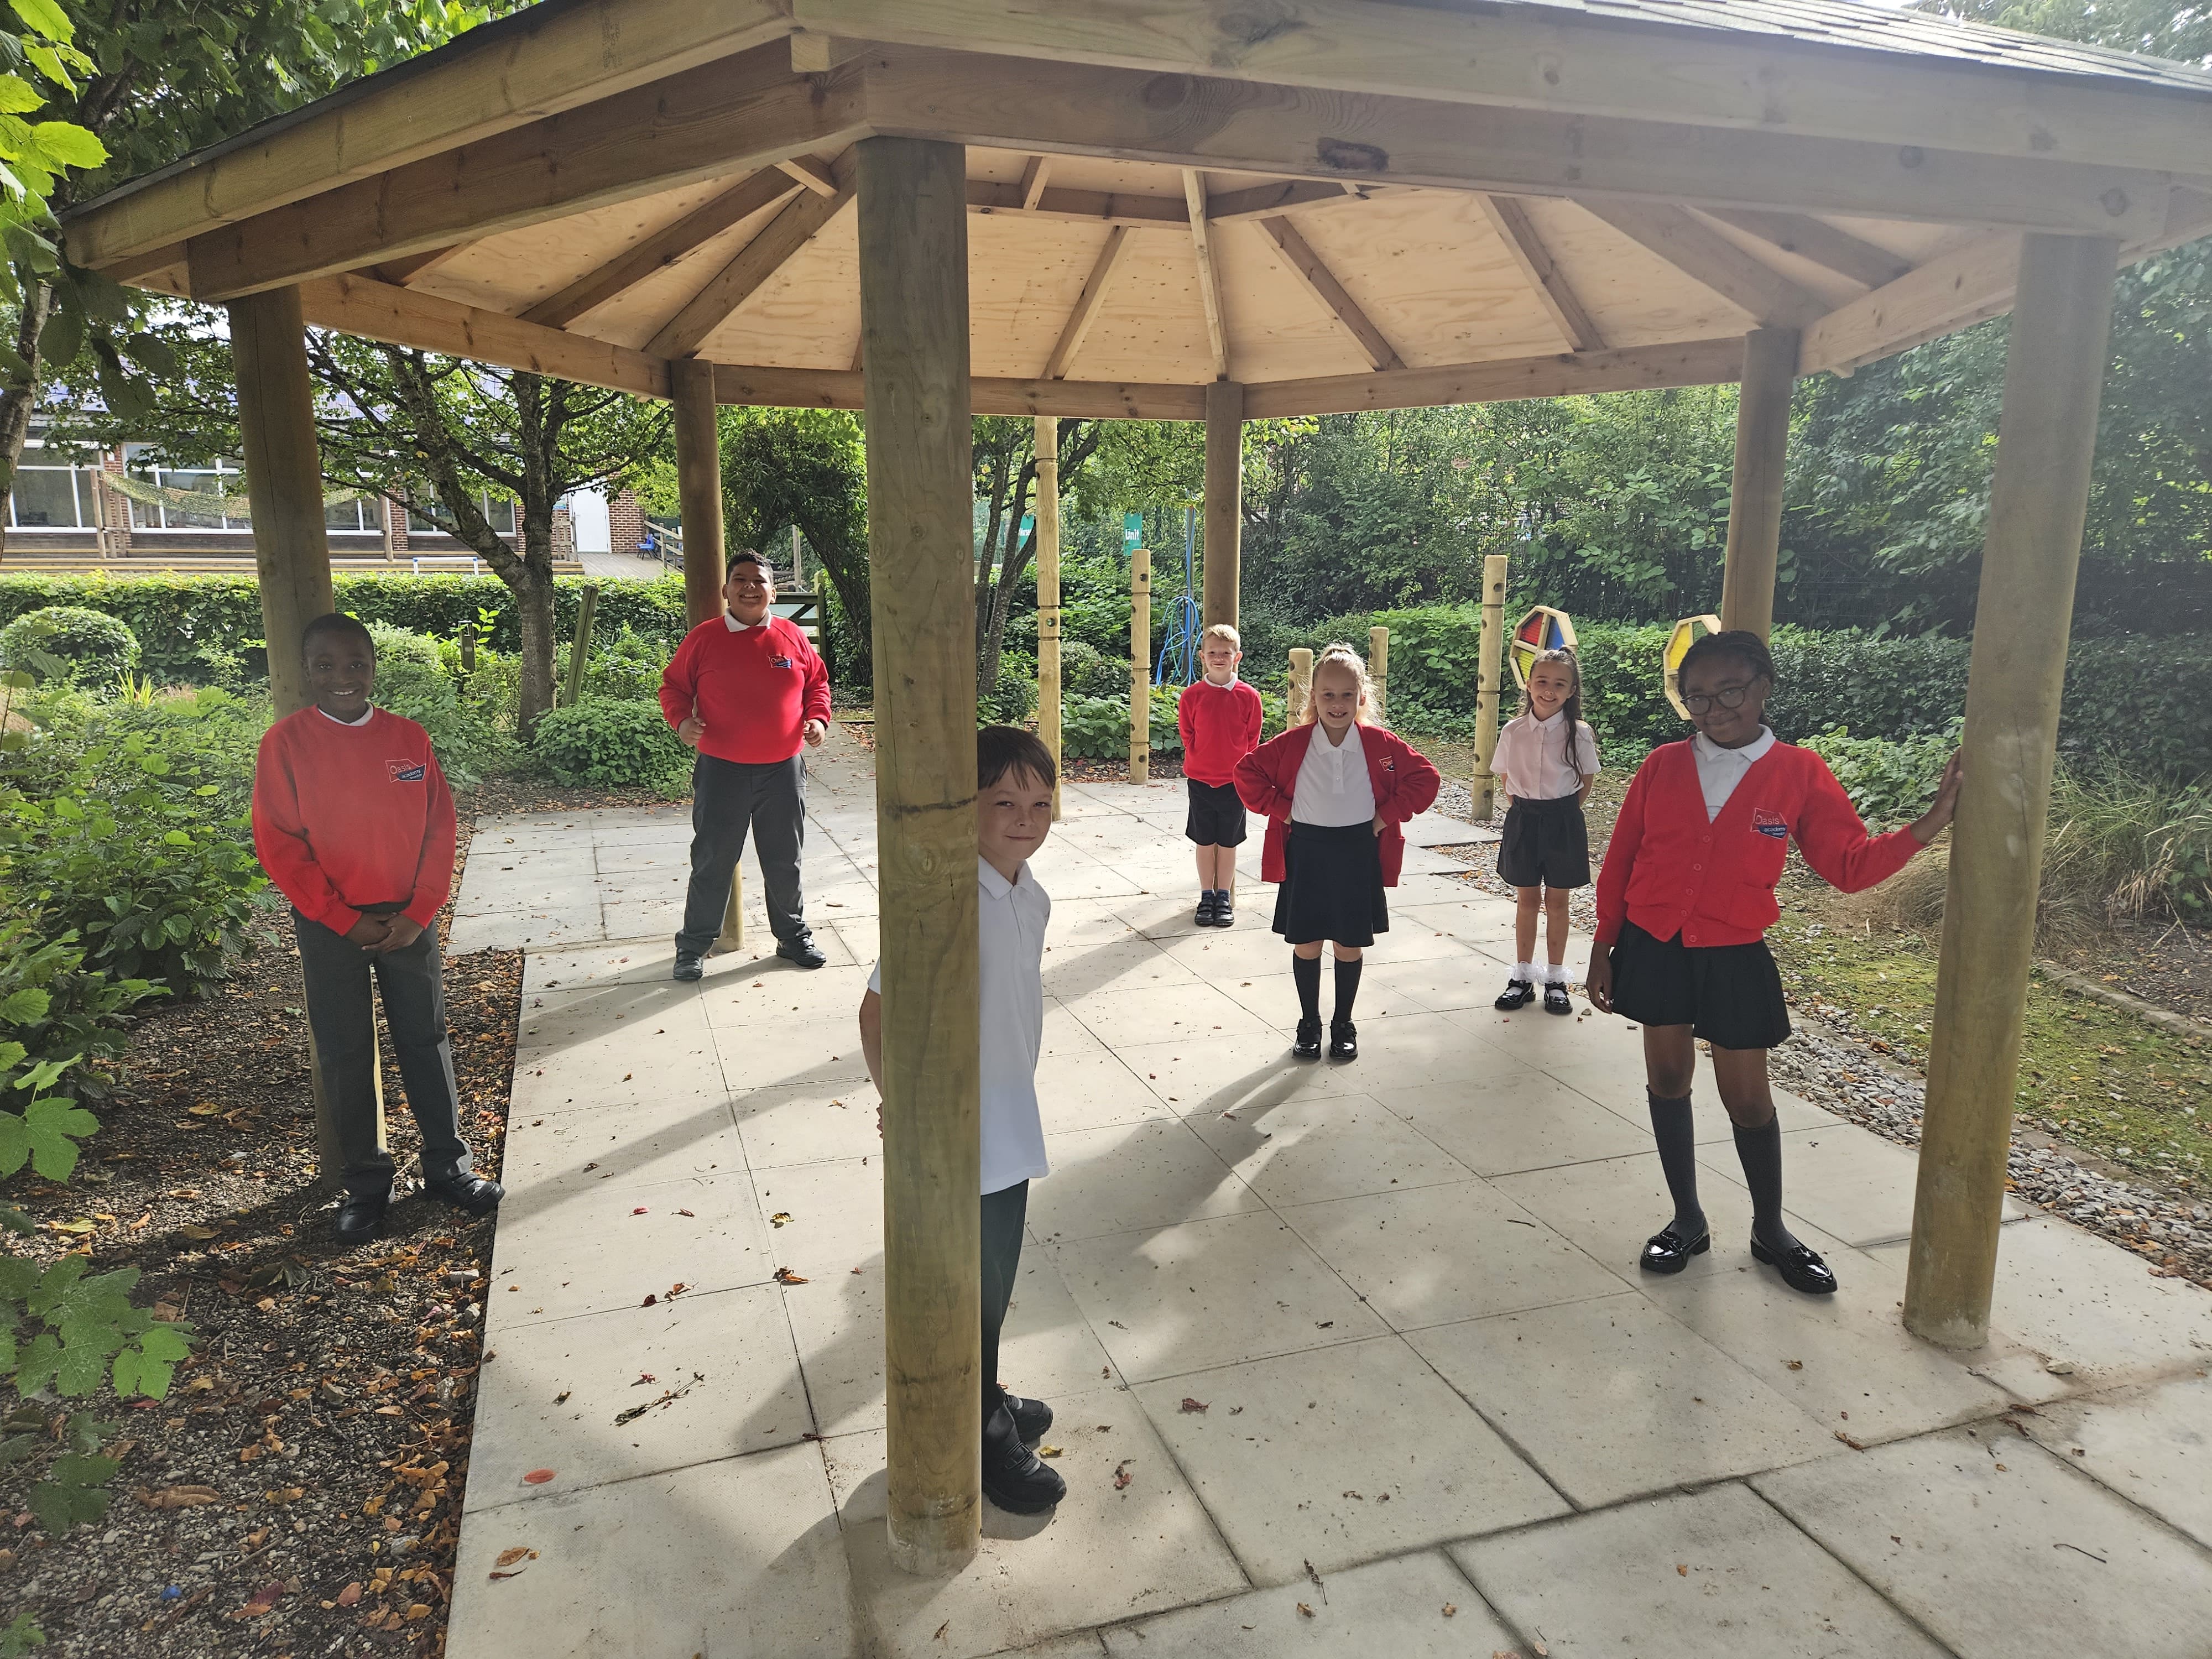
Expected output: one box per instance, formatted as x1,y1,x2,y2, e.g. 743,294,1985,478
1691,726,1777,822
1291,724,1376,827
1495,710,1599,802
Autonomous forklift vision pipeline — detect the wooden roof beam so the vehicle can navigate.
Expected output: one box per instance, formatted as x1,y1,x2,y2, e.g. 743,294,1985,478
787,0,2212,178
298,273,670,400
1185,170,1229,380
1018,155,1052,210
1477,195,1603,353
1256,215,1401,372
1575,200,1830,331
716,363,1207,418
67,0,795,272
861,48,2169,239
1703,210,1913,290
778,154,840,196
182,45,865,301
366,244,470,288
648,152,859,361
1043,224,1136,380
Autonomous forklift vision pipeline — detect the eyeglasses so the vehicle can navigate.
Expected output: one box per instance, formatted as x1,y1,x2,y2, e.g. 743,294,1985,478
1682,683,1759,715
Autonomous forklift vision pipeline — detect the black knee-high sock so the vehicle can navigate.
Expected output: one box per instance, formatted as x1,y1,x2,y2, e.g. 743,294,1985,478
1648,1090,1705,1239
1332,958,1362,1024
1732,1116,1801,1252
1292,953,1322,1021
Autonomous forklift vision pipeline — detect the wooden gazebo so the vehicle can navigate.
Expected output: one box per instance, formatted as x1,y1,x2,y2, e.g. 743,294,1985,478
65,0,2212,1574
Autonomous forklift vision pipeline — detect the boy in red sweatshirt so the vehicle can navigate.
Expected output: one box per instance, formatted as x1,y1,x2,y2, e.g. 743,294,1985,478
1177,624,1265,927
252,614,503,1246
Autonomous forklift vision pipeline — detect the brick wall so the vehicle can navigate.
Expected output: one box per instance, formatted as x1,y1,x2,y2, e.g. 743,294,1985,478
608,489,646,558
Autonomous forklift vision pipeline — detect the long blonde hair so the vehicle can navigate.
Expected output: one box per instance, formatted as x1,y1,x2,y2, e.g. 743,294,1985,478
1297,642,1375,727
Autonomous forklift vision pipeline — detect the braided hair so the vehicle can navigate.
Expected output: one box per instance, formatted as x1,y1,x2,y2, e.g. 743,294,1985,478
1516,646,1590,783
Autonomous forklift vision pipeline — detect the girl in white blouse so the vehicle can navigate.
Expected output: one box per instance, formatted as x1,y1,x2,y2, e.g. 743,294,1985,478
1491,647,1600,1015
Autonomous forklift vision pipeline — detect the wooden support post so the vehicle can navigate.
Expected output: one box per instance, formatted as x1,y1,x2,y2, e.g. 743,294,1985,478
1470,555,1509,822
1202,382,1242,629
1904,234,2119,1350
460,623,476,675
1287,646,1313,727
230,284,353,1190
791,523,804,589
1033,415,1063,818
562,583,600,708
858,134,982,1579
1368,626,1389,723
672,357,726,627
1129,547,1151,783
1718,328,1797,640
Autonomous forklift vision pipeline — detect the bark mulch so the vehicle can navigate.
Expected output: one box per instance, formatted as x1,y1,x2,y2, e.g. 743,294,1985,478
1,808,531,1657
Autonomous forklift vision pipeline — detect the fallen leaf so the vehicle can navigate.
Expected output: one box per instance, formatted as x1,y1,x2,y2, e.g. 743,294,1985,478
633,1373,657,1386
774,1267,808,1285
495,1547,531,1568
677,1208,695,1217
640,1294,658,1307
236,1581,285,1619
1835,1430,1867,1451
1296,1603,1314,1619
632,1207,649,1216
488,1568,528,1582
180,1224,218,1241
189,1102,223,1117
1179,1397,1208,1413
1038,1445,1062,1458
1677,1564,1688,1577
1442,1603,1457,1616
336,1583,362,1608
769,1212,792,1227
1786,1360,1804,1371
933,1621,950,1642
521,1469,557,1485
1113,1460,1133,1490
137,1485,222,1509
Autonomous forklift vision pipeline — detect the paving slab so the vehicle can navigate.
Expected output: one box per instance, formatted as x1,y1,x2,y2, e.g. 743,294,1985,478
1696,1121,2023,1249
497,1091,745,1195
1756,1428,2212,1659
1187,1089,1478,1207
1100,1550,1515,1655
1030,1119,1262,1244
2018,1369,2212,1550
1211,971,1431,1025
1407,1292,1836,1507
1113,1033,1374,1115
1132,1335,1567,1581
821,1385,1249,1659
1386,1072,1656,1178
489,1171,775,1326
1540,1058,1840,1138
1453,1483,1950,1659
446,1442,855,1657
1061,979,1276,1047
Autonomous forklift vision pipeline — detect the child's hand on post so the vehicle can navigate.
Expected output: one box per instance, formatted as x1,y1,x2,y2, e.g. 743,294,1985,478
1910,752,1965,846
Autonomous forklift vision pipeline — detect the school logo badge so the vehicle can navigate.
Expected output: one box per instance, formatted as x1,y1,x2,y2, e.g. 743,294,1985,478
768,656,794,670
1752,808,1788,841
387,759,426,783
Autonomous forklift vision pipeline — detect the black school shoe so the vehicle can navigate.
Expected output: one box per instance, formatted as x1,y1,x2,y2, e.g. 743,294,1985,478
1639,1225,1711,1275
335,1190,389,1247
1752,1235,1839,1295
1543,982,1573,1015
1195,891,1219,927
1211,890,1234,928
1328,1020,1358,1061
1494,978,1536,1011
1003,1390,1053,1444
982,1404,1066,1514
673,952,705,983
1292,1017,1323,1061
776,934,827,969
424,1172,505,1216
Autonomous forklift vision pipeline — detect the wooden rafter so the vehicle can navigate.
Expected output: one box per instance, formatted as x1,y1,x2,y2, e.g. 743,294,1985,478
1184,170,1228,380
181,46,865,301
1256,215,1401,372
1703,210,1912,290
1477,195,1601,353
1042,225,1135,381
716,363,1206,418
1018,155,1052,210
1575,200,1830,330
366,244,469,288
778,154,840,196
790,31,868,72
298,273,670,400
1192,179,1371,222
647,158,858,360
519,168,802,330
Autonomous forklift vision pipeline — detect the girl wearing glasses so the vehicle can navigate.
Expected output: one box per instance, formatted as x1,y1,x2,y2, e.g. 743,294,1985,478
1585,630,1961,1295
1491,646,1601,1015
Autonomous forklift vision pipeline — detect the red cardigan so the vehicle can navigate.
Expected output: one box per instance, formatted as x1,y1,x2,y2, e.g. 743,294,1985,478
1594,739,1923,950
1234,722,1441,886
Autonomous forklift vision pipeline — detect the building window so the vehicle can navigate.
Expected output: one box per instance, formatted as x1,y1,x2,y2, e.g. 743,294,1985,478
408,493,517,538
326,495,380,534
6,458,87,529
123,446,245,531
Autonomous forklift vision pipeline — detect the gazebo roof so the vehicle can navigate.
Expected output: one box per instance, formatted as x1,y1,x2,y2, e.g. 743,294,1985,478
63,0,2212,416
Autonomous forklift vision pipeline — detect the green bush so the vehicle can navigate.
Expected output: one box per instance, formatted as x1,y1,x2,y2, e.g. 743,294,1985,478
581,624,671,703
530,697,690,795
2045,764,2212,923
1803,718,1962,830
366,620,442,670
356,624,512,787
1058,686,1181,759
0,925,156,1109
981,651,1039,726
1055,640,1130,701
0,607,140,685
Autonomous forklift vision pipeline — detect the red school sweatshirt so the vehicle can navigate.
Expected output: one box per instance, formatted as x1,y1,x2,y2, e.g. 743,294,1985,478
658,615,832,765
251,707,456,934
1593,739,1923,950
1177,676,1265,786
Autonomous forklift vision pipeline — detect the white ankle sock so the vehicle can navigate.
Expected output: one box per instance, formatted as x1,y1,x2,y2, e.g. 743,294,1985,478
1514,962,1536,983
1545,963,1568,984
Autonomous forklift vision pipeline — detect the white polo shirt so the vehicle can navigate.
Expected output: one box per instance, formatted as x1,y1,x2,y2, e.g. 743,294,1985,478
1494,709,1599,801
869,856,1051,1196
1691,726,1777,821
1290,724,1376,826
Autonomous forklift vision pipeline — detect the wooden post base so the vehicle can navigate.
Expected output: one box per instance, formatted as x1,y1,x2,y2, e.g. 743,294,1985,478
717,864,744,952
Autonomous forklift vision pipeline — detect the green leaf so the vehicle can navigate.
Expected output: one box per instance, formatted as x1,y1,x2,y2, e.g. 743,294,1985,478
121,331,176,377
113,1324,191,1399
7,0,72,45
22,43,69,94
28,120,101,170
35,301,78,367
0,1093,98,1180
0,987,50,1023
0,1610,47,1656
0,74,39,114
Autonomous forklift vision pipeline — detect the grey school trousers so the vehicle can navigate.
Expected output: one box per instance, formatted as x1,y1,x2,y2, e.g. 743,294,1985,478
292,912,473,1198
980,1180,1030,1422
676,753,808,957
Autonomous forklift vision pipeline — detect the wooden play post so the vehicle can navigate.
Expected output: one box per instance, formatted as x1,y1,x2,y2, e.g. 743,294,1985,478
1470,555,1509,821
231,283,360,1188
1368,626,1389,722
1203,382,1243,629
858,134,983,1578
672,357,726,624
1905,234,2119,1349
1718,328,1797,640
1129,547,1151,782
1287,646,1313,727
1034,414,1063,817
561,582,600,707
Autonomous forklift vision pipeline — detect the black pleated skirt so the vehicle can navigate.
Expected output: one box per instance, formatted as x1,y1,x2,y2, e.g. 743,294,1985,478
1272,821,1389,947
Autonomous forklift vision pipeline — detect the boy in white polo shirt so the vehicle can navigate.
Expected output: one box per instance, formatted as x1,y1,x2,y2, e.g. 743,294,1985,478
857,726,1064,1515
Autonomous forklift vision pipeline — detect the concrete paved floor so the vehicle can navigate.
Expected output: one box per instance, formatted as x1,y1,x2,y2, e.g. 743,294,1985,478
444,728,2212,1658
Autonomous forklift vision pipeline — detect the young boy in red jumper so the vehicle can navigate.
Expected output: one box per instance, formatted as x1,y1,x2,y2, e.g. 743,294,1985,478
252,614,503,1246
1177,623,1265,927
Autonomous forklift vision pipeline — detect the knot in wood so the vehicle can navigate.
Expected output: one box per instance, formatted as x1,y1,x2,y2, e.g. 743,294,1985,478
1317,137,1389,174
1142,74,1196,112
2100,188,2130,217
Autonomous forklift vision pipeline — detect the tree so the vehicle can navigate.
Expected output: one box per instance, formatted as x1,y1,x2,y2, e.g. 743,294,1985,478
0,2,525,547
971,415,1104,695
714,407,874,684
